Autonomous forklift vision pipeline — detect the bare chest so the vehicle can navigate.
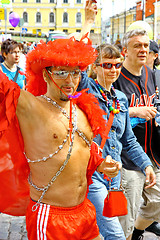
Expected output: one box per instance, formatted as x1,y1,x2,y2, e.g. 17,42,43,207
21,102,92,162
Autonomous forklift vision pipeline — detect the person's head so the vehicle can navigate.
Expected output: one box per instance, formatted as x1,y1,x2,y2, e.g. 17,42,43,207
122,29,149,68
26,37,97,98
1,39,22,65
92,44,123,90
44,65,82,101
146,40,160,69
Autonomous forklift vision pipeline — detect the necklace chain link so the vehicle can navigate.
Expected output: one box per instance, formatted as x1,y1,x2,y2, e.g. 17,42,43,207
24,131,70,163
41,95,91,147
30,105,77,211
28,95,91,211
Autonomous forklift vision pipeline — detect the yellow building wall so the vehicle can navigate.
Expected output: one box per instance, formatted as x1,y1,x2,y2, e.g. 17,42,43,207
110,10,136,42
0,0,101,42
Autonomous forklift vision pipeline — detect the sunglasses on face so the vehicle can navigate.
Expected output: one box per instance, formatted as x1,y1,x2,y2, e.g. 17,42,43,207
48,70,81,79
96,62,123,69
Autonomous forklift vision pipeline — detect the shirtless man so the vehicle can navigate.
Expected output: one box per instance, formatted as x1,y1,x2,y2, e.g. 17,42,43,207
0,35,121,239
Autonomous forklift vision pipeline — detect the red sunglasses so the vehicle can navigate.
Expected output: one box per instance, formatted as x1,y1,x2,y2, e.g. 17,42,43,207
96,62,123,69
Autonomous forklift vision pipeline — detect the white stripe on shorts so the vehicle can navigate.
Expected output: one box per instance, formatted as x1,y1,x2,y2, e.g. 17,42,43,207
43,205,50,240
37,204,43,240
37,203,50,240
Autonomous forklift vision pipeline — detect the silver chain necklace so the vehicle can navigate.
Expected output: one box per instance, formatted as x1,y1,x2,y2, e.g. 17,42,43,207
29,107,77,211
27,95,91,211
24,130,70,163
25,95,90,164
41,95,91,147
24,96,77,163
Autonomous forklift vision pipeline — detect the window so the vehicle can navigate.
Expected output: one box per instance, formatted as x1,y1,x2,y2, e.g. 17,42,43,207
36,12,41,23
133,14,136,21
76,0,81,3
63,29,68,33
36,0,41,2
63,12,68,23
23,0,27,3
90,30,94,33
49,12,54,23
63,0,68,3
50,0,54,2
23,12,28,23
76,29,81,32
76,12,81,23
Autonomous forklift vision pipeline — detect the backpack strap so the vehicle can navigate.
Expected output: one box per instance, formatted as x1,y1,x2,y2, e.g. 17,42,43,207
13,66,20,82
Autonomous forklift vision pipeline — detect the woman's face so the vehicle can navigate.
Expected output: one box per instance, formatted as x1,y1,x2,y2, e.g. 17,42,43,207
94,57,122,90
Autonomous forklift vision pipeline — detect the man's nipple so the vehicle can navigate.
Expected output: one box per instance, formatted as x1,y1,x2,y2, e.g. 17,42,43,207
53,133,58,139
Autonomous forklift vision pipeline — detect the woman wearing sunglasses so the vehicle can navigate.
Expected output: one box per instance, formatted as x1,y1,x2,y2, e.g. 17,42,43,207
77,44,155,240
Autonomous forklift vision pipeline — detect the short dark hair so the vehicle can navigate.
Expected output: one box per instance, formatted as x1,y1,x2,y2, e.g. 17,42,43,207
95,44,122,64
1,39,21,59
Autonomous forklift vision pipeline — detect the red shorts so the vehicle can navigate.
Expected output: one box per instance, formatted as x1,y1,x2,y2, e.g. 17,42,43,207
26,198,99,240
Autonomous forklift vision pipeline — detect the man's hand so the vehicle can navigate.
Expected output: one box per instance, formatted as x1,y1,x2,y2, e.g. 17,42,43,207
85,0,97,24
145,166,156,189
67,0,97,41
129,106,157,121
97,155,122,178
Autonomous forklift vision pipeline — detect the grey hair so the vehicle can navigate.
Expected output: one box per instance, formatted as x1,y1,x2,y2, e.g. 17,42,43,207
122,29,148,48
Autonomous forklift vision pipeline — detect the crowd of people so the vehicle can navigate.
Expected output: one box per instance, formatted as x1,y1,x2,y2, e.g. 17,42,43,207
0,0,160,239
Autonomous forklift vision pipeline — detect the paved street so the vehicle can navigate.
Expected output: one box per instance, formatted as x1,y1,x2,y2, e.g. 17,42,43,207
0,214,27,240
0,213,160,240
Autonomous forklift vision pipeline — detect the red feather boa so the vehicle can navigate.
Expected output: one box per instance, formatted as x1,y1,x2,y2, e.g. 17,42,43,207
73,89,108,139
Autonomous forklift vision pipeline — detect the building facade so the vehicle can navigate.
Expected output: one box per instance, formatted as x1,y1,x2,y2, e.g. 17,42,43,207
0,0,102,43
109,6,136,43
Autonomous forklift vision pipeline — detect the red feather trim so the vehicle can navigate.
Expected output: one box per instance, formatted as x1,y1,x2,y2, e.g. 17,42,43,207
73,90,108,139
0,70,20,135
26,37,97,96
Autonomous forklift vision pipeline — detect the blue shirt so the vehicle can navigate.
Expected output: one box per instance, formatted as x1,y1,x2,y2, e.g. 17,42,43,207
1,63,25,89
78,72,152,188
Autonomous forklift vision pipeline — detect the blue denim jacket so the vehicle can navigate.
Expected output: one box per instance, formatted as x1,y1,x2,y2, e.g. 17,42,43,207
78,72,152,188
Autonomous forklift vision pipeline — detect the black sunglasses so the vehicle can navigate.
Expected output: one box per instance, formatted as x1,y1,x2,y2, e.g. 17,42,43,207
96,62,123,69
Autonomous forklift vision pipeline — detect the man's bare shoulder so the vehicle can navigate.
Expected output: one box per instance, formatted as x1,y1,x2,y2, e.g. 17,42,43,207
16,90,48,123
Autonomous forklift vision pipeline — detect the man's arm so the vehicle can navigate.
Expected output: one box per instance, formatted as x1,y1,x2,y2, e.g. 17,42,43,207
69,0,97,41
129,106,157,120
80,0,97,39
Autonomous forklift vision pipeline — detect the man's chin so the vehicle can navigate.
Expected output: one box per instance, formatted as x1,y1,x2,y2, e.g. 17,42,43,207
60,89,74,101
138,60,146,67
60,97,69,101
